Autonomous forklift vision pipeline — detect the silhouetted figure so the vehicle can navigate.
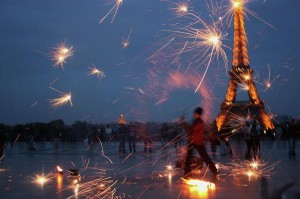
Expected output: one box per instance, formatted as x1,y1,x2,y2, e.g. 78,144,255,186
28,135,36,151
244,121,254,160
143,124,152,153
128,124,137,153
119,124,128,154
0,130,5,159
287,120,297,157
218,126,233,156
250,121,260,159
161,123,169,146
184,107,218,179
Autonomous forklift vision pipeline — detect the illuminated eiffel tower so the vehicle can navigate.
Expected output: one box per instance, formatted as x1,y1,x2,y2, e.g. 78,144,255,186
216,0,274,131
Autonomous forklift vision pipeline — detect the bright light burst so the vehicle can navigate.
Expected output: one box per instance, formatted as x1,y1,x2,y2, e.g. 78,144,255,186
51,41,73,68
182,178,216,192
263,64,277,92
33,172,52,186
170,2,189,16
121,28,132,49
49,88,73,109
99,0,123,24
88,65,105,80
230,159,278,180
168,14,228,92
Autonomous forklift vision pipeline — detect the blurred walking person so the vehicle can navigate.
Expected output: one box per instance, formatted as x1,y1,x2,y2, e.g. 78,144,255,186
184,107,218,179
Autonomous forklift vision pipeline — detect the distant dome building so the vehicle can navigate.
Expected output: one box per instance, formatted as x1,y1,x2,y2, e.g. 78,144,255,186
118,114,126,124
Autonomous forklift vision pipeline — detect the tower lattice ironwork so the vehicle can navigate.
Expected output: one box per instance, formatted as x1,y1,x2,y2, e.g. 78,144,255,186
216,0,274,130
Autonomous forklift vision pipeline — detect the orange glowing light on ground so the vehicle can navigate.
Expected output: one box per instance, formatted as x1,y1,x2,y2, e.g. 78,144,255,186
182,178,216,192
34,174,49,186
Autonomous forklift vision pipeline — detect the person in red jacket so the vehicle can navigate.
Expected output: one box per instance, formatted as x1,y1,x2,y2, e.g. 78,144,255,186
184,107,218,179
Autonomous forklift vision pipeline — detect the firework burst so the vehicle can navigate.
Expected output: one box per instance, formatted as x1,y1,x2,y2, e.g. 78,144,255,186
165,13,228,92
121,28,132,49
99,0,123,24
88,65,105,80
49,87,73,109
51,41,73,68
169,1,189,16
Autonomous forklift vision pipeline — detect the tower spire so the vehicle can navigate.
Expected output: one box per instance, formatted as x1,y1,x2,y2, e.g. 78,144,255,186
232,0,250,67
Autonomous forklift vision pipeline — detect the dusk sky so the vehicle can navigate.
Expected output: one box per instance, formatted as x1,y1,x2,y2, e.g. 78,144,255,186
0,0,299,125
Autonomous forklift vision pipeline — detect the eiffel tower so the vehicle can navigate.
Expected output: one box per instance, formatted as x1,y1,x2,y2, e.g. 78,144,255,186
216,0,274,131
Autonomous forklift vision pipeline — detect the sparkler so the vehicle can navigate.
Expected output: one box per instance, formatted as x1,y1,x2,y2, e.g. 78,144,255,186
99,0,123,24
88,65,105,80
49,87,73,109
51,41,73,68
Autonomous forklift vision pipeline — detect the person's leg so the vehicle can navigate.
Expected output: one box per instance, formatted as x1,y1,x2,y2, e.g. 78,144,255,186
292,137,297,155
149,141,152,153
122,138,126,153
133,139,136,152
184,143,193,176
144,141,147,152
119,139,122,153
250,139,256,159
195,145,218,175
129,139,132,153
245,140,251,160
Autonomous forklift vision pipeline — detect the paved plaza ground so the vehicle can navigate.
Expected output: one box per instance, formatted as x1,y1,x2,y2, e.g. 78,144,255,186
0,140,299,199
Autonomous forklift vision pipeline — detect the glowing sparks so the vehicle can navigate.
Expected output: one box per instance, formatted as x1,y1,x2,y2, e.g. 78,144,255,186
49,89,73,109
37,176,47,185
166,13,228,92
182,178,216,192
57,166,63,172
232,0,241,9
99,0,123,24
166,165,173,171
121,28,132,49
88,65,105,80
243,74,251,81
263,64,277,92
33,172,52,186
51,41,73,68
230,159,278,181
172,3,189,16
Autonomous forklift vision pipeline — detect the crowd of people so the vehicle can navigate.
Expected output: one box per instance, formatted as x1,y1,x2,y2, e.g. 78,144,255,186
0,110,299,180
